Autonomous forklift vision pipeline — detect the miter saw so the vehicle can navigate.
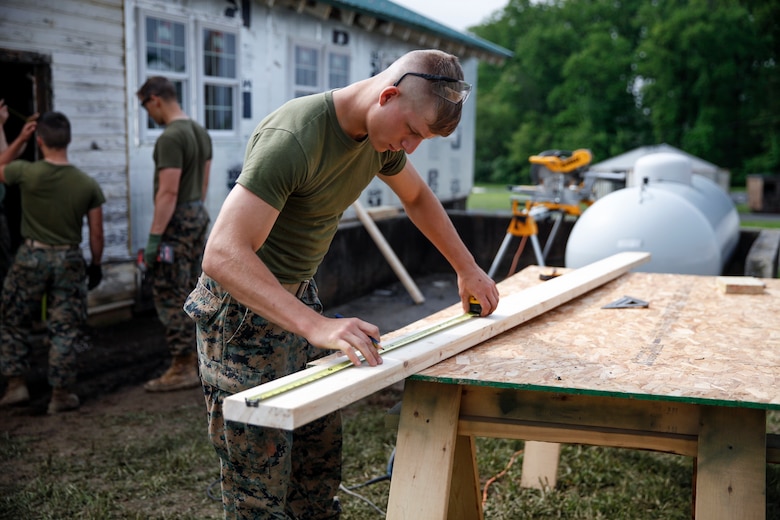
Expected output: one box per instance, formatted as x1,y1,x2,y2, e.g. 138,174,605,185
487,149,595,279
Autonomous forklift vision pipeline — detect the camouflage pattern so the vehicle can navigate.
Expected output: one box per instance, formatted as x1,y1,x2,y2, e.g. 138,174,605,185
0,243,87,389
0,212,15,287
185,274,342,519
151,202,209,357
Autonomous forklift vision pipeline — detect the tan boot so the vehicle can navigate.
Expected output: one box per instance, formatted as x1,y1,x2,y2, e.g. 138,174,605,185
0,376,30,407
48,388,80,414
144,352,200,392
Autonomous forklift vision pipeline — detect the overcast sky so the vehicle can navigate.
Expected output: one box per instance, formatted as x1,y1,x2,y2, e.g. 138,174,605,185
389,0,508,32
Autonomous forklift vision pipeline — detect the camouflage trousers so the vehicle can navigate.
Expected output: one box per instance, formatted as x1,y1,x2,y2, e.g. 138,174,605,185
0,211,15,287
0,242,87,388
152,201,209,357
184,274,341,520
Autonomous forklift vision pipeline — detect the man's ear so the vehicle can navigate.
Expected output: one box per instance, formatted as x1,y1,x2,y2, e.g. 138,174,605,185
379,86,399,106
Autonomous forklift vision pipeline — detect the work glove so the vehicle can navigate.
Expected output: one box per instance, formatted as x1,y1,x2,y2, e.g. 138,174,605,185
86,263,102,290
144,234,162,267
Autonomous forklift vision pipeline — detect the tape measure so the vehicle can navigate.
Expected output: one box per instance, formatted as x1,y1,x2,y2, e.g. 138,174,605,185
244,300,481,406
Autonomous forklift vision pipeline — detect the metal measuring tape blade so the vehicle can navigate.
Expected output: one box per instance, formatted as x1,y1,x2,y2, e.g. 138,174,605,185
244,311,477,406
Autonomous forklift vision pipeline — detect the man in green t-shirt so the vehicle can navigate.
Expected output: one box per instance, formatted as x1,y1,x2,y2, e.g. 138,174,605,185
184,49,500,519
0,111,105,414
137,76,212,393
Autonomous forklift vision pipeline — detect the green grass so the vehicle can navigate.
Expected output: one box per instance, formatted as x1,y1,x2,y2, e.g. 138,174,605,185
0,405,223,520
467,184,514,211
468,183,780,229
2,390,780,518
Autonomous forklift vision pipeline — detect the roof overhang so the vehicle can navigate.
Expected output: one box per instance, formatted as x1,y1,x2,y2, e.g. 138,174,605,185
262,0,513,65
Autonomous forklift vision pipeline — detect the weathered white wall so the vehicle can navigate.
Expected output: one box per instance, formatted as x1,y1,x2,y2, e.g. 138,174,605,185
0,0,129,261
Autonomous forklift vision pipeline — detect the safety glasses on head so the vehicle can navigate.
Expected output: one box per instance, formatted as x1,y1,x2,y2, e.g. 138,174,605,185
393,72,472,105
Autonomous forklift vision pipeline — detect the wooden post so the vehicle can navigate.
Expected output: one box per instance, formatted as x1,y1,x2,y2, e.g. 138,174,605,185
520,441,561,489
695,406,766,520
352,200,425,304
387,380,462,519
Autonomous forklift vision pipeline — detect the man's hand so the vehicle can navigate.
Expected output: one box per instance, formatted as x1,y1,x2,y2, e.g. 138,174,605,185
144,234,162,266
458,267,500,317
0,100,8,126
308,315,383,367
86,263,102,290
17,119,37,141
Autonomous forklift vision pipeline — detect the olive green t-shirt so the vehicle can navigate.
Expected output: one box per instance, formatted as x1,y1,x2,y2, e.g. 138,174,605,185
237,91,406,282
153,119,212,204
4,160,105,245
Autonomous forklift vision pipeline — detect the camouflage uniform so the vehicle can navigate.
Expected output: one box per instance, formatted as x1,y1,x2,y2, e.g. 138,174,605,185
0,209,14,286
1,243,87,389
152,201,209,357
185,274,341,520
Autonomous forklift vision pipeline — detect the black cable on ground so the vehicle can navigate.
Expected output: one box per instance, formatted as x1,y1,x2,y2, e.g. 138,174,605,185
207,478,221,501
346,447,395,490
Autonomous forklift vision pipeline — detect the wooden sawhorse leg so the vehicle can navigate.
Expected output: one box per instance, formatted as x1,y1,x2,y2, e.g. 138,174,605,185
387,380,483,520
695,406,766,520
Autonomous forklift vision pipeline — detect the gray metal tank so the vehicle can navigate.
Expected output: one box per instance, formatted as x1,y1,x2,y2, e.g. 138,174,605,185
565,153,739,275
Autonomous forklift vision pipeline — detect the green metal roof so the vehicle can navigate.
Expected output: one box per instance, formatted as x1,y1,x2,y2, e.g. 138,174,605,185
316,0,513,62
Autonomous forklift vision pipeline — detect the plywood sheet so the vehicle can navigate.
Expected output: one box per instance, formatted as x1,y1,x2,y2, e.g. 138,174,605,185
223,252,650,429
419,270,780,409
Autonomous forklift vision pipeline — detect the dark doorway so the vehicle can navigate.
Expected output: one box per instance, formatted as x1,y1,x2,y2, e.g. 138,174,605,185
0,50,52,275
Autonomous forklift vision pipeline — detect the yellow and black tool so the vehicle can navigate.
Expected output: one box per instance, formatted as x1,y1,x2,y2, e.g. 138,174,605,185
488,148,595,279
468,296,482,315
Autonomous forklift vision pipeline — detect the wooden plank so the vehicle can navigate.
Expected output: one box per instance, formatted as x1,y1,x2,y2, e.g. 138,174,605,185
695,407,766,520
520,441,561,490
448,435,483,520
458,417,698,458
386,380,462,520
223,252,651,429
716,276,766,294
459,387,701,436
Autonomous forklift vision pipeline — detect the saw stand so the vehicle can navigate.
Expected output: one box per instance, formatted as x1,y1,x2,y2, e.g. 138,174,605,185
487,197,582,279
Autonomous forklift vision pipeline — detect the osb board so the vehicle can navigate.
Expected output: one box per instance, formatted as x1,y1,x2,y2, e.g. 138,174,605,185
418,269,780,409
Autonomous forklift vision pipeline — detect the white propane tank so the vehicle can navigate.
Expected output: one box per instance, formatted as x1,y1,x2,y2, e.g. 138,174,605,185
565,153,739,275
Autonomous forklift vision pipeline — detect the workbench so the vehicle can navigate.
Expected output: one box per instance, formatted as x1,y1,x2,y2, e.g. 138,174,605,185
386,267,779,519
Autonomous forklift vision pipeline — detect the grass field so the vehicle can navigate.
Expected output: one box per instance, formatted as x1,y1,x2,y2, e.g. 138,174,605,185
3,388,779,519
467,183,780,229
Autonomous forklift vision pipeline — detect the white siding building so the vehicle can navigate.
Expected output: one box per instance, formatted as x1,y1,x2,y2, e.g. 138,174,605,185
0,0,511,311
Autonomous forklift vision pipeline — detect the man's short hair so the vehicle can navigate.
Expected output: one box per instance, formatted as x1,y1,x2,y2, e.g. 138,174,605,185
389,50,466,137
37,112,71,149
137,76,178,101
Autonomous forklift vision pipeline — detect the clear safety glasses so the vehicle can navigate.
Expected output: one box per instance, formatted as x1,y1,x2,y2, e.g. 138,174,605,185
392,72,472,105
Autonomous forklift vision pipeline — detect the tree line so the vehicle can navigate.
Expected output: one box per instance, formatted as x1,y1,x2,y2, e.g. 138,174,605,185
470,0,779,187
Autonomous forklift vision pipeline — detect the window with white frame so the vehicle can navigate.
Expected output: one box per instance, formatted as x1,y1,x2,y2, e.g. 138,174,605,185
201,26,238,132
138,10,238,137
141,14,189,131
329,52,350,89
292,42,351,98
